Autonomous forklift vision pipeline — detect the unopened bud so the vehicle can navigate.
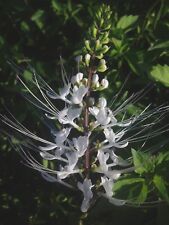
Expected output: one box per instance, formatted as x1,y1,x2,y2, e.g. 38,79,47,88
101,78,109,88
85,40,91,51
76,72,83,82
99,97,107,108
92,74,99,84
101,45,110,54
97,59,107,72
85,54,91,67
95,39,101,50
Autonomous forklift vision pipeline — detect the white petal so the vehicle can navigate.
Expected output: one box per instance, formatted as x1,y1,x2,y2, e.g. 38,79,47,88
71,86,88,104
40,151,56,160
39,144,57,151
73,136,89,157
77,178,93,212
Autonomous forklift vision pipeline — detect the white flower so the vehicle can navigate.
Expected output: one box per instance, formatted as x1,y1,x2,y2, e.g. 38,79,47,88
89,106,111,126
71,85,88,105
71,73,83,84
101,176,114,197
46,84,71,104
57,151,79,179
102,128,128,149
97,150,109,172
77,178,93,212
58,106,82,129
73,136,89,157
53,128,71,146
101,176,125,206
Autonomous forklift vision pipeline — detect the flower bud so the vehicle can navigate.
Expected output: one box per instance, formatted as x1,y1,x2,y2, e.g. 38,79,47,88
76,72,83,82
95,39,101,50
85,54,91,67
85,40,91,51
97,59,107,72
99,97,107,108
92,74,99,84
101,45,110,54
92,26,97,38
101,78,109,88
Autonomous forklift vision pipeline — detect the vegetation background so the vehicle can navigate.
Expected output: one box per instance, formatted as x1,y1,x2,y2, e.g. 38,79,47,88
0,0,169,224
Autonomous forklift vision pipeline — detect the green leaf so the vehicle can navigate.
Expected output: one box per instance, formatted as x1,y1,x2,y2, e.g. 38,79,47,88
117,15,138,31
153,175,169,203
150,64,169,87
131,149,155,175
23,70,33,82
113,177,148,204
31,10,45,30
149,40,169,51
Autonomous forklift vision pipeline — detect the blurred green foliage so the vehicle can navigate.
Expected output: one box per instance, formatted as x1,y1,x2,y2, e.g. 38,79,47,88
0,0,169,225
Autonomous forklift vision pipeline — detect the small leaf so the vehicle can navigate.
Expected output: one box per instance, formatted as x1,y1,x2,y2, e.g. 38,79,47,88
31,10,45,30
150,64,169,87
117,15,138,31
153,175,169,203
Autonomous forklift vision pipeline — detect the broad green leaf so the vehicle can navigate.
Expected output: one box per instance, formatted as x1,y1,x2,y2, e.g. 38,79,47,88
117,15,138,31
153,175,169,203
113,177,148,204
150,64,169,87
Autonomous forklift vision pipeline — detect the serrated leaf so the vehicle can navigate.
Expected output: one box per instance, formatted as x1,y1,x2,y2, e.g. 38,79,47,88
150,64,169,87
153,175,169,203
132,149,148,175
117,15,138,31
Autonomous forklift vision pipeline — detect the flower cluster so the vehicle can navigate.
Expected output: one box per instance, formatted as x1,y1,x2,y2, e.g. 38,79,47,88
1,65,169,212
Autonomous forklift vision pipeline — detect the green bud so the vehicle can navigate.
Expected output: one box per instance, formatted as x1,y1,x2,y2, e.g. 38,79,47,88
100,59,106,65
97,64,107,72
85,40,91,51
95,53,103,59
100,32,109,44
95,39,101,51
100,18,104,27
104,24,111,30
92,26,97,38
101,45,110,54
97,59,107,72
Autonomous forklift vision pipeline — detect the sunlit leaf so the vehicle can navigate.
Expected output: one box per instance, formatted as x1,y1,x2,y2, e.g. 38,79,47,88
117,15,138,31
153,175,169,203
150,64,169,87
